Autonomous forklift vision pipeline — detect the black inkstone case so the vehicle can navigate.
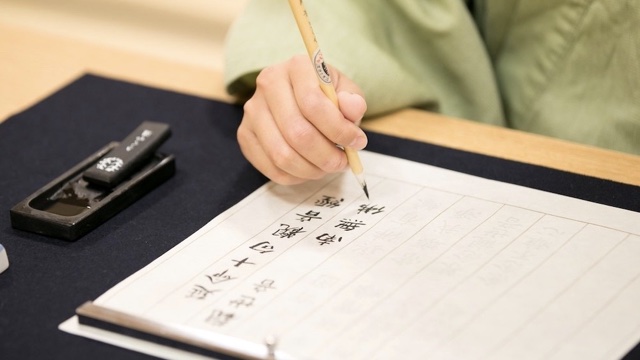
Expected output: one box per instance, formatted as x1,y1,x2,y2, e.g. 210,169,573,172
10,121,175,241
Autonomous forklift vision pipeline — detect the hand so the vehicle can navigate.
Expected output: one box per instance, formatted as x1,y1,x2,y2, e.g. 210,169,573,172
237,55,368,185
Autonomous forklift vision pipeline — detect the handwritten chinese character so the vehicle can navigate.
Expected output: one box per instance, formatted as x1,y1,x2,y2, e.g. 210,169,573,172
436,221,464,235
229,295,256,308
272,224,306,238
205,309,234,327
205,269,236,284
335,219,366,231
357,204,386,215
186,285,218,300
232,257,256,267
453,208,484,221
296,210,322,222
316,233,343,246
250,241,275,254
254,279,276,293
315,195,344,208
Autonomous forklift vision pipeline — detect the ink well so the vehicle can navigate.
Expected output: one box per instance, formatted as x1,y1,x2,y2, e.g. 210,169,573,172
10,121,175,241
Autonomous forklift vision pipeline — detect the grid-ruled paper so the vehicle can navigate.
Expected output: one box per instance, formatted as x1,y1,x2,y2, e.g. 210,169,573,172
61,151,640,360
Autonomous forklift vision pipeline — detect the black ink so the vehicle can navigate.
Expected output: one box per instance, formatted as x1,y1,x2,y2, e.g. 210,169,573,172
186,285,218,300
205,309,234,327
315,195,344,208
229,295,256,309
357,204,386,215
205,269,236,284
272,224,306,238
335,219,366,231
250,241,275,254
231,257,256,267
316,233,342,246
296,210,322,222
254,279,276,293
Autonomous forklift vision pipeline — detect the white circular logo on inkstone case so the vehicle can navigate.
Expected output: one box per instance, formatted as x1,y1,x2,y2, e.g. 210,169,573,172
96,157,124,173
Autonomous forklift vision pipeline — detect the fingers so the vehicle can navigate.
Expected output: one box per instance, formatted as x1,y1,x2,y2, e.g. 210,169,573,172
338,91,367,126
239,91,327,185
236,55,369,185
286,56,368,150
260,58,349,175
333,69,368,125
261,56,351,174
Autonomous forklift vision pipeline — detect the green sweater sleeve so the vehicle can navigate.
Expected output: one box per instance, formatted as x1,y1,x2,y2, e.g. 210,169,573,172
474,0,640,155
224,0,505,125
225,0,640,155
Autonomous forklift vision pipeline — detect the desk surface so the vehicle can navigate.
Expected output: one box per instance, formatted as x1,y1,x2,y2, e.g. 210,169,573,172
2,8,640,187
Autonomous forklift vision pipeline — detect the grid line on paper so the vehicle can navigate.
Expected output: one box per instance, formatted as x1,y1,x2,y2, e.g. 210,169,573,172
288,195,508,357
427,221,588,358
178,175,395,327
200,177,425,334
272,190,468,338
483,230,629,359
355,205,542,359
142,182,325,316
96,183,276,304
171,174,372,322
541,234,640,360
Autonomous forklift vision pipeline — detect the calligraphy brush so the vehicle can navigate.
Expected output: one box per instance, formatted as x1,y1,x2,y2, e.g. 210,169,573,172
287,0,370,199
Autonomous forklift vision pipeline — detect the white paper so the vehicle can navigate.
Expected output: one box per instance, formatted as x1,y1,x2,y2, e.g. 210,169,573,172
61,151,640,360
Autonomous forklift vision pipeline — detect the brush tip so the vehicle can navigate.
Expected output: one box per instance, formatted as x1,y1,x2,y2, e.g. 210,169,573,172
363,183,370,200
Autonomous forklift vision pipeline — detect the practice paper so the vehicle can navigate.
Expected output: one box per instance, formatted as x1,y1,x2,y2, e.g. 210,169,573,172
61,151,640,360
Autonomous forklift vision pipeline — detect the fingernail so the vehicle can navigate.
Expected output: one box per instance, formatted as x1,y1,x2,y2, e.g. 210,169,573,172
349,134,367,150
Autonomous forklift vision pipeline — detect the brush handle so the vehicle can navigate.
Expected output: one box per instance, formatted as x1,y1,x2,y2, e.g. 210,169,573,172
288,0,366,181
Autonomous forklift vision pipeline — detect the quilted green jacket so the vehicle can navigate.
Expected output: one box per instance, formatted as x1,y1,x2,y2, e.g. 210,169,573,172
224,0,640,155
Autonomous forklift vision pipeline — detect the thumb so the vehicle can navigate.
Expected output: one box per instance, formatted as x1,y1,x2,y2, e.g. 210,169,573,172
329,65,368,125
337,91,367,125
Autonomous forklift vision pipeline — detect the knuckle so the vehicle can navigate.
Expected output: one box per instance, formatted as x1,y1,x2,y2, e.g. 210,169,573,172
298,91,326,116
326,125,354,147
269,146,298,172
236,122,251,145
289,54,312,69
271,173,305,186
242,97,257,115
320,152,348,173
283,116,316,145
255,65,278,89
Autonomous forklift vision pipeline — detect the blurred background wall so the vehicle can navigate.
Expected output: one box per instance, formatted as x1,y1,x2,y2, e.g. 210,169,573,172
1,0,249,71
